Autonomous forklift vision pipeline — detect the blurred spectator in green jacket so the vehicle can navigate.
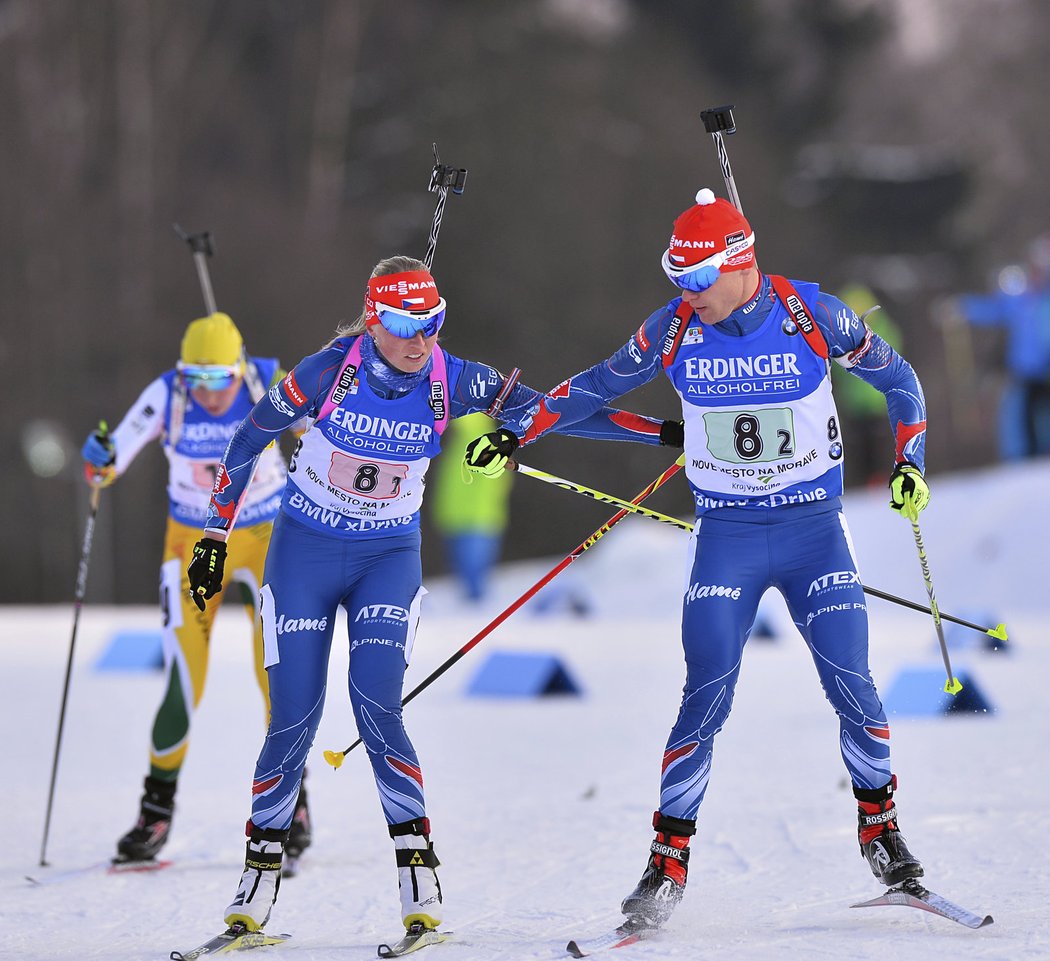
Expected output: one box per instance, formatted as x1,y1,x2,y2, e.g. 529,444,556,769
431,412,512,602
832,283,904,489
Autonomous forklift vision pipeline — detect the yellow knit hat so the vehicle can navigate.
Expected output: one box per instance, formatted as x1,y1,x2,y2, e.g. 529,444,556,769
180,312,244,367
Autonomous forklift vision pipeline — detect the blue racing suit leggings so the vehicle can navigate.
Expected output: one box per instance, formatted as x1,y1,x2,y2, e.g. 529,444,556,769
247,513,429,833
659,504,892,822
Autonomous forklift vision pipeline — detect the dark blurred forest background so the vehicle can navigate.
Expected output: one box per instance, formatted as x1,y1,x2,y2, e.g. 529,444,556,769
6,0,1050,603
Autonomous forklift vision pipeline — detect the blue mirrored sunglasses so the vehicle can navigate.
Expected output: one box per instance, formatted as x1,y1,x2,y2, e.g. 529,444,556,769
178,364,242,391
661,232,755,293
375,299,447,339
672,263,722,292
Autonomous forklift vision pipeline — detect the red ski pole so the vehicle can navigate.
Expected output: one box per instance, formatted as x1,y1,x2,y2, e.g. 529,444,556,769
324,455,685,768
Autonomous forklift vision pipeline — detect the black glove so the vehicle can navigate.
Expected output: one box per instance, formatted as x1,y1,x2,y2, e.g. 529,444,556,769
659,419,685,448
187,538,227,612
464,428,520,478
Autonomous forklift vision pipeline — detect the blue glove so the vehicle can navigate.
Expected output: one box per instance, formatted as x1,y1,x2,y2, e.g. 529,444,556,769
82,430,115,467
82,424,116,487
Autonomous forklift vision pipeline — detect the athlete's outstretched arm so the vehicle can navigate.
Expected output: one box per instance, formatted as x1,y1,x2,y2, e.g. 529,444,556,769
448,357,670,447
816,293,928,471
494,304,678,446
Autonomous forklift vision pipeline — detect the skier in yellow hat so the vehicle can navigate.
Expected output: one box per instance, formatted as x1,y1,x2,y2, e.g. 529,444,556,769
82,312,313,872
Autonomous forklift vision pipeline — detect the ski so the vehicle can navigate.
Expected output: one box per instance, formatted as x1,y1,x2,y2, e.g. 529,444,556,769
377,921,452,957
566,917,657,957
170,922,291,959
26,857,174,887
850,879,993,929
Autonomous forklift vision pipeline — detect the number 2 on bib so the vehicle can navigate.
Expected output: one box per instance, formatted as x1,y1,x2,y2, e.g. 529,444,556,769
703,408,796,464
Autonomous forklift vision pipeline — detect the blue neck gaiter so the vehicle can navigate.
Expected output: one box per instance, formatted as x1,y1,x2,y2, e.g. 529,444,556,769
359,332,433,399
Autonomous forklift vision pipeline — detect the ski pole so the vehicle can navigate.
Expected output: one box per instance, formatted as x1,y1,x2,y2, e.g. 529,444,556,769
39,426,108,867
860,585,1006,641
322,455,686,769
172,224,218,314
511,461,693,533
513,461,1007,641
907,511,963,694
700,104,744,214
424,144,467,271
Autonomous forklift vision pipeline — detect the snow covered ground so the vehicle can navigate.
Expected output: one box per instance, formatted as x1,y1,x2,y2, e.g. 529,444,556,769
3,460,1047,960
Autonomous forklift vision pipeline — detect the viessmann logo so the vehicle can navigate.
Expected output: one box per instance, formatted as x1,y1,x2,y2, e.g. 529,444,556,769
373,279,437,296
669,237,717,250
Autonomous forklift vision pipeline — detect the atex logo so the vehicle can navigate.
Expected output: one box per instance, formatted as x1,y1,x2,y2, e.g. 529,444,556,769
807,571,861,596
355,603,410,623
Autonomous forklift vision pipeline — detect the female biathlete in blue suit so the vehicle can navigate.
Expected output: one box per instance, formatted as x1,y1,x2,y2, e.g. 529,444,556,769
186,255,681,938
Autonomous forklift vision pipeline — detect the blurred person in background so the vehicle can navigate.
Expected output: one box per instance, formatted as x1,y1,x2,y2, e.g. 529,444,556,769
832,283,904,488
466,189,932,930
184,256,682,940
81,312,312,870
942,233,1050,459
430,411,512,603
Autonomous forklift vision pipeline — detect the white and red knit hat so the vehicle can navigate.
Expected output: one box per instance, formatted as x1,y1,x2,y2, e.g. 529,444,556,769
662,188,756,282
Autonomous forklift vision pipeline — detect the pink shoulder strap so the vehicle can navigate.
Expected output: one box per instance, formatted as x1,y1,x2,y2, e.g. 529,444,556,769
317,338,363,422
315,338,450,435
429,345,449,436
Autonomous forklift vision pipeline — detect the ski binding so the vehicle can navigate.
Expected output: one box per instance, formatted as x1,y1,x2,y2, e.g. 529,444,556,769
170,922,291,959
377,920,451,957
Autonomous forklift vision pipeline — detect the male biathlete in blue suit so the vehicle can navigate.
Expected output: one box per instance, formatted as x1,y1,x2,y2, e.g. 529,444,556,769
465,189,932,928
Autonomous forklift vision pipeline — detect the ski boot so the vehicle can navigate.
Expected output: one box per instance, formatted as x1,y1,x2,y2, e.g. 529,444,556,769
224,825,287,932
115,775,176,862
855,776,924,886
621,811,696,927
283,778,312,876
391,817,443,930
